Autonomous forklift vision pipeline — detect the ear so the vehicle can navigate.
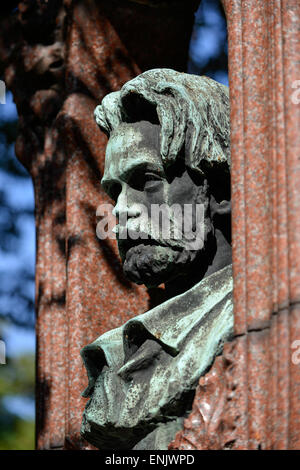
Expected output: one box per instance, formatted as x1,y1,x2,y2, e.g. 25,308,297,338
209,195,231,220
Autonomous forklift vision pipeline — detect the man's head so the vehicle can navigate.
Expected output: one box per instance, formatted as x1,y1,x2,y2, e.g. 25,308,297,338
95,69,231,288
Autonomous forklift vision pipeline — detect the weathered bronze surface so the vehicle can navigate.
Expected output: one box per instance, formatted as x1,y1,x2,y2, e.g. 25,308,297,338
81,69,233,450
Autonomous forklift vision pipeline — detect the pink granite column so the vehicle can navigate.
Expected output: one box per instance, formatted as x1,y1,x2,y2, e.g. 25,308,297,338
171,0,300,450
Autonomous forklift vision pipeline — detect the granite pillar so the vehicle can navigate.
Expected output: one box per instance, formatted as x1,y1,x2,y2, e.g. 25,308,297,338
170,0,300,450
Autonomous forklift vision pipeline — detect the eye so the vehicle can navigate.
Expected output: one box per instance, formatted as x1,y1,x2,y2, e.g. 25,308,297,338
126,170,162,192
144,172,163,192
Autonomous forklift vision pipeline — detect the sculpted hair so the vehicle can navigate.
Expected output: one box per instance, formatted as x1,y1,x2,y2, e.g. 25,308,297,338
94,69,230,178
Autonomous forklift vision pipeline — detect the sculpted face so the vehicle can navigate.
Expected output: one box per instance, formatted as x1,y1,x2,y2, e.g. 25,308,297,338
82,72,233,450
101,120,214,288
22,9,66,92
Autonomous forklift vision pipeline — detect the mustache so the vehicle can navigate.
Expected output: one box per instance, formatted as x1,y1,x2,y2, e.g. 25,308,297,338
117,227,185,259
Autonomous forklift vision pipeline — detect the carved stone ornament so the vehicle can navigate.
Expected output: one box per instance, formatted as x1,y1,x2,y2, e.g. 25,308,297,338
80,69,233,450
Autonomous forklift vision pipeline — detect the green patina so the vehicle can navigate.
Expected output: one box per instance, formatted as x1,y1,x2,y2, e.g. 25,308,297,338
81,69,233,450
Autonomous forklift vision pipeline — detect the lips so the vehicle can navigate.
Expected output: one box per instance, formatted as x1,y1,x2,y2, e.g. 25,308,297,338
117,229,159,261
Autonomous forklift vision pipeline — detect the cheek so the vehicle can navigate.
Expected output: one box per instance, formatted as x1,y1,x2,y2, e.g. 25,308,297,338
167,174,199,207
143,182,166,208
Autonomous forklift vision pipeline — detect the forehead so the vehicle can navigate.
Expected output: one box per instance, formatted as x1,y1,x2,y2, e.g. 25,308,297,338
103,122,163,181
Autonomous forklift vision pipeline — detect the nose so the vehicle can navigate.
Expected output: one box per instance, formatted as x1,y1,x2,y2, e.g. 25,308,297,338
49,44,64,70
112,185,141,219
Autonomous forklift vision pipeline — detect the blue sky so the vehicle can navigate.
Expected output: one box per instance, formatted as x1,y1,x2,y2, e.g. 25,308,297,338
189,0,228,86
0,92,35,420
0,91,35,361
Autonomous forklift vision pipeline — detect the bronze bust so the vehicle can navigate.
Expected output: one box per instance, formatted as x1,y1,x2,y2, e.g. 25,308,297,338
81,69,233,450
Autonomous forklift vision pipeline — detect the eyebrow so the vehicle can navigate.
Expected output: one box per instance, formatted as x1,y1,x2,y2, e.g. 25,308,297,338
102,160,165,188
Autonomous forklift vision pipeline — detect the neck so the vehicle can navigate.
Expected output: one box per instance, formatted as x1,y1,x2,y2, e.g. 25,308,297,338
164,227,232,298
203,227,232,278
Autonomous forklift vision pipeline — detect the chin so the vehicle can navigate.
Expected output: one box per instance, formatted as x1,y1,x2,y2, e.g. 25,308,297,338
122,243,200,288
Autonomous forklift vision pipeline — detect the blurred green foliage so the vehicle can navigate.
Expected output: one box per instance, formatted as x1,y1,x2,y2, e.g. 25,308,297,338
0,353,35,450
0,419,35,450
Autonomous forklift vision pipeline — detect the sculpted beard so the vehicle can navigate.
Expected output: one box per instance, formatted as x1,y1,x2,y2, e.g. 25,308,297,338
118,208,214,288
